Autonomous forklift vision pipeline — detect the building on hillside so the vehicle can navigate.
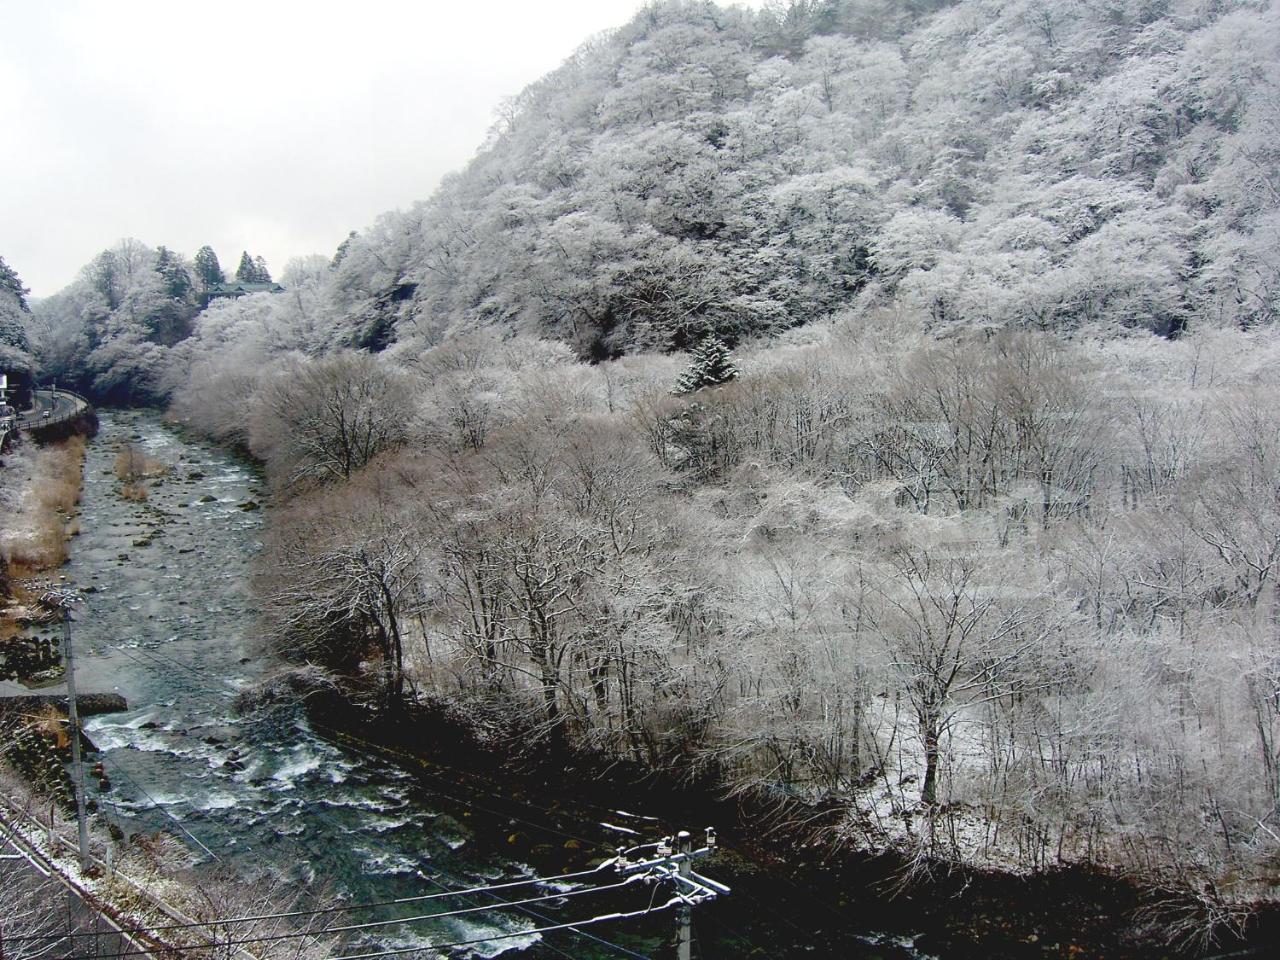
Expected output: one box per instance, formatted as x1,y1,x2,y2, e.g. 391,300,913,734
0,369,34,411
207,281,285,301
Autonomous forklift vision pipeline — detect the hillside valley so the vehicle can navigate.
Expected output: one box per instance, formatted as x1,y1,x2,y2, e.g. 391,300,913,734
3,0,1280,956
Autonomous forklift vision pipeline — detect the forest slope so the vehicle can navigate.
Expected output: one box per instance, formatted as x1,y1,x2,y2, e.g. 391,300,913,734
28,0,1280,393
324,0,1280,357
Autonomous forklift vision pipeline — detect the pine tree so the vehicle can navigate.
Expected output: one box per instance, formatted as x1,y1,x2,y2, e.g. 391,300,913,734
331,230,358,269
0,253,33,405
0,255,29,312
675,334,740,395
235,251,272,284
193,245,225,290
252,255,272,283
0,300,31,355
154,246,194,301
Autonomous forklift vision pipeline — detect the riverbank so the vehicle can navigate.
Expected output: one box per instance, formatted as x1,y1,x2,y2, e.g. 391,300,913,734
1,435,87,683
297,689,1280,959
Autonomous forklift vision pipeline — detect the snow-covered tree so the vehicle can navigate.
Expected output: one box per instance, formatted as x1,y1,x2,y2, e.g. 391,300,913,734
193,245,225,291
675,333,740,394
235,250,273,284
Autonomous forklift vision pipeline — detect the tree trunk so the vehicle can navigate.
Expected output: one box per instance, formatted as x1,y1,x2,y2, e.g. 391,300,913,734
920,709,941,806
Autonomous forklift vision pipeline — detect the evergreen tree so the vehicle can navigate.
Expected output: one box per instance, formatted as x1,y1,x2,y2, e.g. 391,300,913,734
89,250,122,310
154,246,194,301
0,253,33,404
675,334,740,394
331,230,358,269
150,246,198,345
235,251,272,284
0,255,29,312
0,300,31,355
193,245,225,290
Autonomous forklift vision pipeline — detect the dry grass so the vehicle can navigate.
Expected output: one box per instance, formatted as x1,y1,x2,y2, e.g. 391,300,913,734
114,443,167,502
119,481,149,502
5,526,69,570
1,438,86,572
114,443,168,482
1,437,86,652
41,436,85,513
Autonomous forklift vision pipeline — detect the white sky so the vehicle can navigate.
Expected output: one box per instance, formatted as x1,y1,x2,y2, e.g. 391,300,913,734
1,0,765,297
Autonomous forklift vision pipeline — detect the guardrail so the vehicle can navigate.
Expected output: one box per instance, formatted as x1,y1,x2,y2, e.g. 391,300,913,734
49,388,91,407
17,390,92,435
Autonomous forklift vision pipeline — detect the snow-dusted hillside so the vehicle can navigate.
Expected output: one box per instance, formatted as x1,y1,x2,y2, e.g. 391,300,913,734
325,0,1279,355
29,0,1280,400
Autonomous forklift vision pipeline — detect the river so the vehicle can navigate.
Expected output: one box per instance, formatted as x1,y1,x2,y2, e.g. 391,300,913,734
47,410,923,960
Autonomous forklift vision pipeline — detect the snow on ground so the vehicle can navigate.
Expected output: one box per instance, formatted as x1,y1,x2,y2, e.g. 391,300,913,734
836,696,1088,874
0,447,43,557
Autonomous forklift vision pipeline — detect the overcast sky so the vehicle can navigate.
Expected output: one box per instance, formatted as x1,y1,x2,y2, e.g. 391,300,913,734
2,0,764,297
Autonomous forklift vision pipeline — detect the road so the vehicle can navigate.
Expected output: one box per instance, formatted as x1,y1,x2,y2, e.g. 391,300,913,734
2,390,87,450
17,389,88,430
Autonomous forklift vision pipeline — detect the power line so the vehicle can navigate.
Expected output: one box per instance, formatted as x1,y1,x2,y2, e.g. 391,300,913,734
415,870,578,960
21,892,685,960
76,693,641,957
60,875,645,958
107,637,611,855
274,793,652,960
422,866,655,960
9,769,721,960
106,642,629,860
5,809,725,960
312,718,664,836
94,751,220,861
281,795,651,960
103,646,235,719
91,672,809,960
109,644,238,706
301,876,642,946
0,863,623,944
316,897,685,960
130,641,243,696
81,637,693,960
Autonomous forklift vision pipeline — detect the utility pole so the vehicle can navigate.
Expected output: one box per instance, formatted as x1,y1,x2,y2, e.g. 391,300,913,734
615,827,728,960
676,831,693,960
41,591,90,872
